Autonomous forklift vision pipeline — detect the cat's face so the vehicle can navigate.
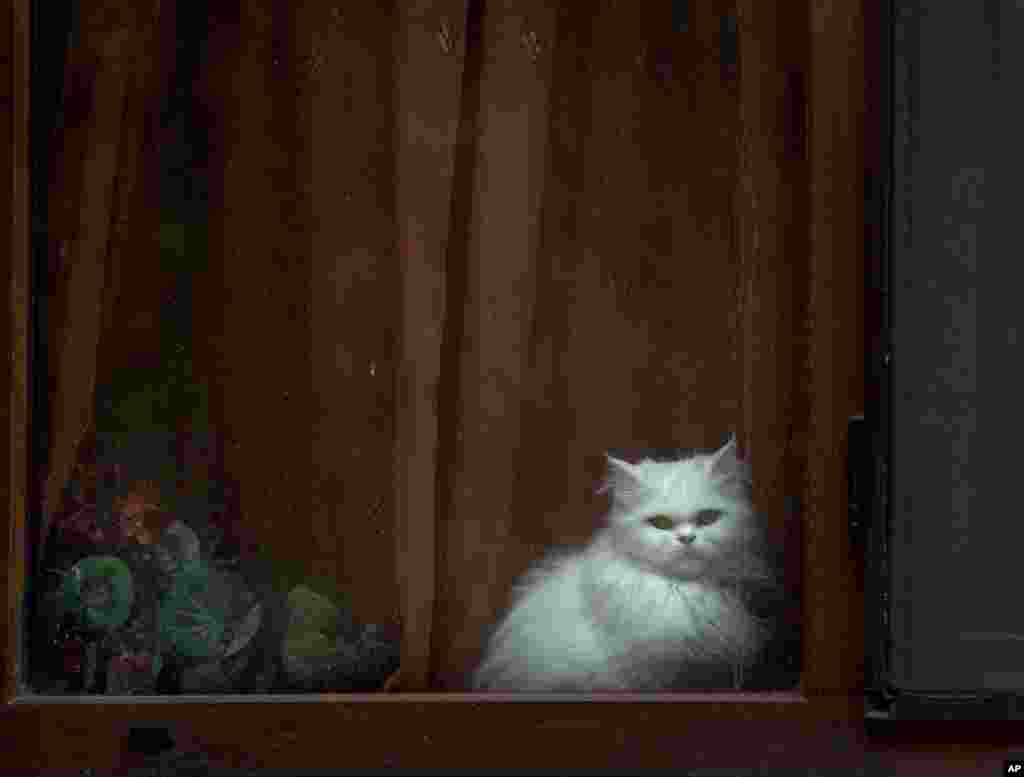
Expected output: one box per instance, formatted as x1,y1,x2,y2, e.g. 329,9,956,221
601,437,759,580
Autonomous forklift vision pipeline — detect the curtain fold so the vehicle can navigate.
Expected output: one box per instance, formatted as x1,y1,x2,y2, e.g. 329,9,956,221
39,0,173,562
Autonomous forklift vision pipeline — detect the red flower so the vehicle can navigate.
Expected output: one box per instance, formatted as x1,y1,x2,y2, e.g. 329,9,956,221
128,653,152,673
62,638,84,674
111,652,153,675
114,480,163,522
113,480,172,545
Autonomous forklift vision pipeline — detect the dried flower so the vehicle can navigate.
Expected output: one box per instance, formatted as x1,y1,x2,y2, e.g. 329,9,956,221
62,637,85,674
113,480,173,545
113,479,163,521
111,651,155,674
121,514,154,545
107,650,162,695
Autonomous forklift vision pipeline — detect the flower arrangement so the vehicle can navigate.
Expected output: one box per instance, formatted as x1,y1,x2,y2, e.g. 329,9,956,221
113,479,175,546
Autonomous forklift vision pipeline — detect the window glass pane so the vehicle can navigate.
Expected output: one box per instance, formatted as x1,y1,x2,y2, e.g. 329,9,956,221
26,0,801,696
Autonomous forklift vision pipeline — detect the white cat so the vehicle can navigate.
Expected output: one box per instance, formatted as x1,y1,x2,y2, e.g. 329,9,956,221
472,436,775,692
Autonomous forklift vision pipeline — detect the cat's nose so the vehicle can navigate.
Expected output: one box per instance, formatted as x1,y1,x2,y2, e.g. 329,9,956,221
677,534,696,545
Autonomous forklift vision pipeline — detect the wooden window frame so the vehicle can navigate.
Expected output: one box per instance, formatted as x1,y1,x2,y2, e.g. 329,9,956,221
1,0,866,770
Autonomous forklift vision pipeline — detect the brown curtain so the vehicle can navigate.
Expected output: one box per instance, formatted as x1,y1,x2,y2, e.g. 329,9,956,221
39,0,176,553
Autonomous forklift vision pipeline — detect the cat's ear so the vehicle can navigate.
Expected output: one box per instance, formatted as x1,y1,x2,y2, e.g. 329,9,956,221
707,434,752,484
600,455,648,506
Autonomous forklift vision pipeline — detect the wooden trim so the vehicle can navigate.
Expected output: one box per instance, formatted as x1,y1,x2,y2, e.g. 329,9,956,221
4,0,31,704
9,697,1024,772
3,695,867,772
804,0,866,698
734,0,810,694
392,0,472,691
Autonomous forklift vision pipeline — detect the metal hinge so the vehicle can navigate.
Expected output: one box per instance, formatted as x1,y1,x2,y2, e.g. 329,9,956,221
847,414,869,548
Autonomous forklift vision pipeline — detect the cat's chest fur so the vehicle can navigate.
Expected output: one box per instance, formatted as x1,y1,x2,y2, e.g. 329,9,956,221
581,543,717,645
478,542,753,690
578,539,756,676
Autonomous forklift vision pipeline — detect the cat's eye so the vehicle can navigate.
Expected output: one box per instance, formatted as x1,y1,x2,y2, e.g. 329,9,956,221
693,509,723,526
646,515,675,530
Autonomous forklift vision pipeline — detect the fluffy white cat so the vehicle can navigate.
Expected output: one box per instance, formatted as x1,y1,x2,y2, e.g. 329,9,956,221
472,436,775,692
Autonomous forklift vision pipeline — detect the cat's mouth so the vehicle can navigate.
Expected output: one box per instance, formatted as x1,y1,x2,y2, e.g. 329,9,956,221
668,551,709,575
673,545,706,560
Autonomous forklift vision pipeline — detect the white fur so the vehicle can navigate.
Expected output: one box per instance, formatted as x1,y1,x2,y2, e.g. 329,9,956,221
472,437,773,692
